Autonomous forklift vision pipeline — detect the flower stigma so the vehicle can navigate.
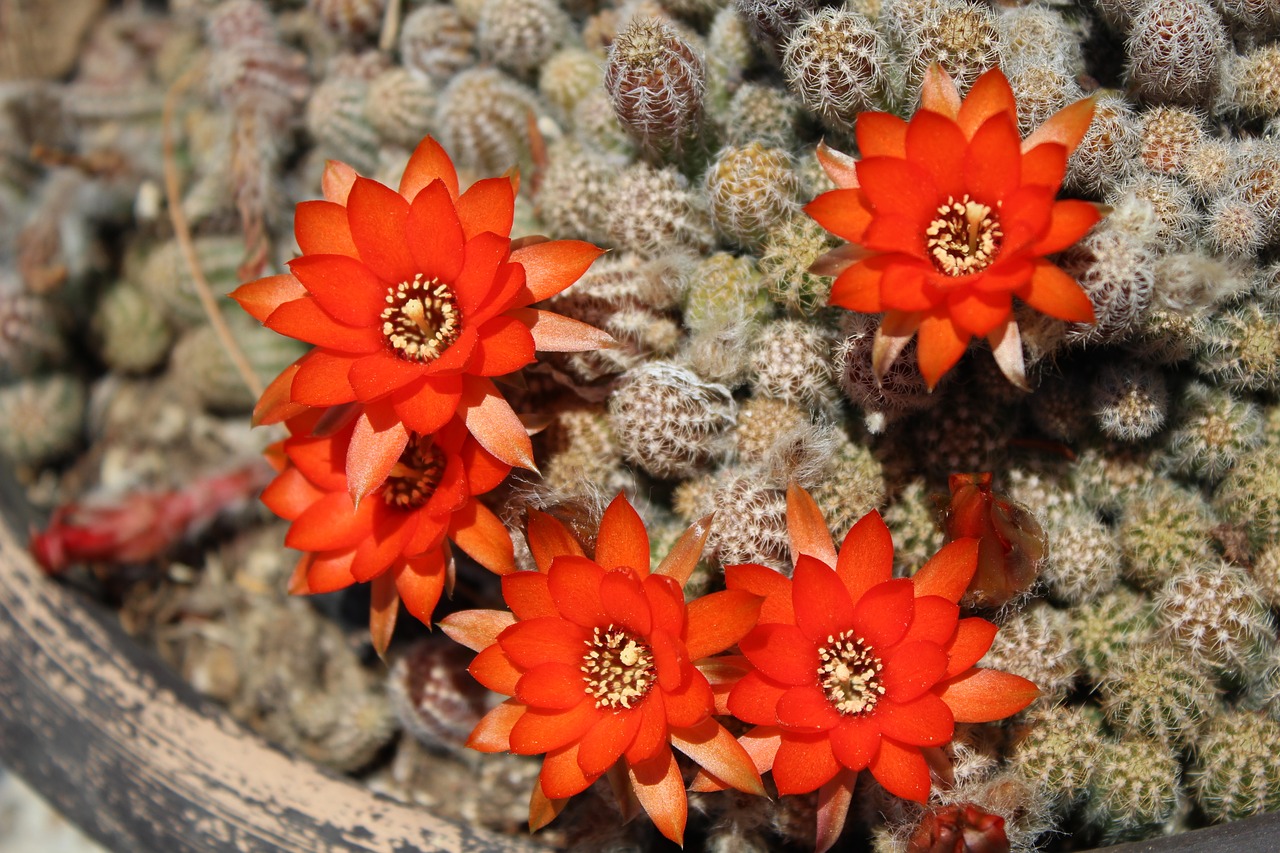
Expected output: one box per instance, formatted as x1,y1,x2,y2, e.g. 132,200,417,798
581,624,655,710
382,273,462,362
817,630,885,716
925,195,1003,276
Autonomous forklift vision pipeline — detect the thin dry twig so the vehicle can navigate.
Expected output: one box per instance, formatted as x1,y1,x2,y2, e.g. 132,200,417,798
161,62,265,400
379,0,403,53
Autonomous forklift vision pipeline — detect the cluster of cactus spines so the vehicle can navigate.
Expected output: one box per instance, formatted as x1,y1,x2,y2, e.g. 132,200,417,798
749,318,836,410
1119,481,1218,591
605,163,715,256
1109,173,1202,250
306,0,385,42
604,17,706,157
1138,107,1205,177
914,387,1017,477
1197,302,1280,394
475,0,569,79
1099,643,1219,749
1181,137,1237,201
980,602,1079,707
398,3,476,85
732,0,824,54
1028,377,1091,443
0,287,65,382
1057,222,1156,345
1041,507,1122,606
1164,381,1263,483
1083,736,1182,844
1156,560,1276,678
902,0,1004,101
205,0,309,121
883,478,946,575
833,313,934,433
998,4,1081,75
170,309,307,414
387,637,491,758
1224,44,1280,118
720,83,801,150
1191,709,1280,822
704,471,789,569
1251,543,1280,609
364,68,436,149
305,74,381,174
435,68,540,174
1075,441,1161,517
1005,64,1080,138
681,251,769,336
536,143,617,247
733,396,810,466
541,406,634,500
1215,438,1280,552
1069,585,1157,683
1091,361,1170,442
759,215,837,316
1129,306,1210,365
607,360,736,479
539,48,603,126
0,373,86,468
703,143,799,248
781,9,893,135
1065,94,1140,198
807,429,886,539
138,235,247,328
1009,704,1106,808
1233,140,1280,242
1205,195,1267,259
92,282,174,375
1126,0,1228,107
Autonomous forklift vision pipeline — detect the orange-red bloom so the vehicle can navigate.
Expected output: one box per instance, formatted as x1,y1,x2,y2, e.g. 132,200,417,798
233,136,609,487
440,495,765,845
262,408,516,652
805,65,1103,390
720,486,1038,853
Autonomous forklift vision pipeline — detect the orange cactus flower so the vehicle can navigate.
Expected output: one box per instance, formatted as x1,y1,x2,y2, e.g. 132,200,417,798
439,495,765,845
719,485,1038,853
941,472,1046,609
805,64,1103,390
261,408,516,653
233,136,610,490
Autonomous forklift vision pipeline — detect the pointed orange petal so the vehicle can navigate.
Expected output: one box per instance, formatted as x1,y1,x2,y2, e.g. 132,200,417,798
510,239,605,302
1022,94,1097,156
460,377,537,471
948,288,1011,338
805,188,873,245
628,747,687,846
1020,261,1096,323
740,725,783,775
404,178,466,283
304,549,358,594
539,740,597,799
836,510,894,604
606,763,642,822
855,112,908,159
595,493,651,575
528,781,569,832
868,737,931,803
232,274,306,323
252,362,308,426
987,317,1030,393
439,608,516,652
322,159,358,205
829,256,887,313
394,550,448,625
1030,200,1103,256
905,109,967,200
295,200,359,258
816,139,861,188
786,482,837,569
654,513,713,586
287,555,311,595
345,176,417,284
467,698,523,752
912,538,979,602
815,768,858,853
455,175,516,241
956,66,1018,141
915,313,968,390
920,63,961,119
449,500,516,574
670,717,764,796
368,572,399,657
1020,141,1068,189
935,667,1040,722
346,410,409,504
963,112,1022,202
943,617,998,678
399,135,460,202
773,732,839,795
525,508,585,572
684,589,763,661
512,307,615,353
723,563,794,625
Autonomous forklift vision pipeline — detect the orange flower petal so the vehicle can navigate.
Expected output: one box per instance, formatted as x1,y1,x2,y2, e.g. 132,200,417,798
232,274,306,323
920,63,961,119
899,596,959,647
439,607,516,652
805,188,874,244
525,508,585,573
856,157,937,226
829,256,887,313
653,514,713,586
394,550,448,625
417,326,480,378
290,349,358,406
509,239,605,302
345,409,409,502
624,690,669,765
644,574,687,637
792,556,857,643
471,314,537,376
539,741,598,799
1029,200,1102,256
349,509,412,582
389,374,463,434
868,737,931,803
935,668,1039,722
684,589,762,661
670,717,765,796
1022,94,1096,157
470,260,527,326
650,628,691,693
785,483,837,569
956,66,1018,141
576,707,641,777
600,568,653,635
880,261,935,312
998,185,1057,256
399,135,460,202
880,640,948,703
772,732,839,795
404,179,465,283
467,698,523,752
724,563,794,625
455,175,516,241
1019,260,1095,323
502,570,557,619
304,548,358,594
514,307,616,353
777,685,841,732
856,111,908,158
348,351,428,402
662,669,714,729
816,139,862,187
454,231,511,317
459,376,536,471
511,698,600,755
1020,141,1068,189
874,694,955,747
628,747,687,846
740,623,819,687
517,662,589,710
459,434,511,495
816,769,857,853
449,499,516,575
528,783,569,834
295,199,359,258
914,312,968,390
837,510,895,604
284,491,368,551
728,669,789,726
346,176,417,284
287,254,386,328
911,538,979,602
322,159,357,205
469,643,521,694
947,288,1011,338
851,579,914,649
905,108,966,200
963,112,1022,203
547,555,608,627
942,617,999,678
261,466,323,520
829,715,880,771
499,615,589,669
265,297,382,352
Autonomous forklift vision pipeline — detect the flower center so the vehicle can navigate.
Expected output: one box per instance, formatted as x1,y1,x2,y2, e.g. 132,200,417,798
581,624,655,710
925,194,1003,276
381,435,447,509
817,630,884,716
381,273,462,362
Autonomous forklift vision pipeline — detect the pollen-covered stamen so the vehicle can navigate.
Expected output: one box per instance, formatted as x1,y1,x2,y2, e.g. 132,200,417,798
817,630,885,716
925,195,1003,277
381,435,447,509
381,273,462,362
581,624,655,710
